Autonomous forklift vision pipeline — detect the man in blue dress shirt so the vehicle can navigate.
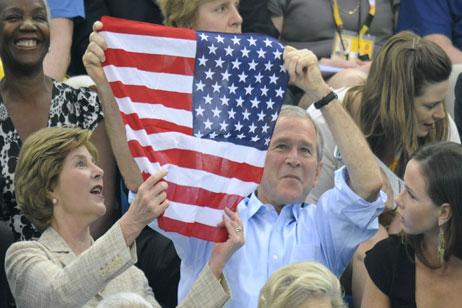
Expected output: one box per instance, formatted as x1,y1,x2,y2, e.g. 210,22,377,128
141,47,386,308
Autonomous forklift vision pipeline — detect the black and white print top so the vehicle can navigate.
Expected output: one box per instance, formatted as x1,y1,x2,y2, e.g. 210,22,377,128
0,81,103,240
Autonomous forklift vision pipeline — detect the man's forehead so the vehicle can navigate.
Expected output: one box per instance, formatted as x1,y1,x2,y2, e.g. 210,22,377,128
272,115,317,142
275,114,316,132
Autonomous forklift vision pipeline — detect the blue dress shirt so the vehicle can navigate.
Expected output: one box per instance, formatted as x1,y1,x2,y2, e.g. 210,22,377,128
143,167,385,308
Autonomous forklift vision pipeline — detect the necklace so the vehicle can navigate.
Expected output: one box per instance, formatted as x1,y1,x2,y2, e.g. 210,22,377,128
338,0,361,15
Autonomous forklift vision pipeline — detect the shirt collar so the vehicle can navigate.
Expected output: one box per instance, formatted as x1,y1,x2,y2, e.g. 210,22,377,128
245,192,305,221
245,192,267,219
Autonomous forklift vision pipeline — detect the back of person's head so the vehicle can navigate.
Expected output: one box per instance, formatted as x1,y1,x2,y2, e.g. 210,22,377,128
258,262,346,308
15,127,97,232
96,292,152,308
346,31,452,160
408,142,462,262
159,0,207,28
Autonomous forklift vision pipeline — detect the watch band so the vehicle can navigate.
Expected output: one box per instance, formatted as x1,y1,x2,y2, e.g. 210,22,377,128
314,91,338,109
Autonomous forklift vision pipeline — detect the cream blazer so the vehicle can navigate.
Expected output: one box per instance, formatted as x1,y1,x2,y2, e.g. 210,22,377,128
5,222,230,308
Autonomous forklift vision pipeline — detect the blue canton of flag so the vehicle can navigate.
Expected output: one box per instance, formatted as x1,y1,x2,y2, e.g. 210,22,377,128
192,32,289,150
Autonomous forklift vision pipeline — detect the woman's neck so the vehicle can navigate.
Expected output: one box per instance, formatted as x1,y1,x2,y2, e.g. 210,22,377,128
50,217,92,256
419,230,461,271
1,69,51,102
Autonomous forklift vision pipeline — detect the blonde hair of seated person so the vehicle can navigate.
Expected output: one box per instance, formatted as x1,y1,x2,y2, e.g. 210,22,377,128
258,262,347,308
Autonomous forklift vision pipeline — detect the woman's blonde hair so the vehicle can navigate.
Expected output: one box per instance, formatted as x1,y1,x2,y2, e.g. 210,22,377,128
344,31,451,175
159,0,212,28
15,127,97,232
258,262,346,308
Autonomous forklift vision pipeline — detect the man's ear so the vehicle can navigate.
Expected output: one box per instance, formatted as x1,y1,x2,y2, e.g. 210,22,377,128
438,203,453,226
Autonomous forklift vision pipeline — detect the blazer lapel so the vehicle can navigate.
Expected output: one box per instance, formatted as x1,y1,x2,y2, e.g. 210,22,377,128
38,227,76,266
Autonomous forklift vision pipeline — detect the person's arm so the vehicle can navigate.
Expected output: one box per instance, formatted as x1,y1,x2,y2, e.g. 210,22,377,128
352,226,389,308
425,34,462,64
361,276,391,308
283,46,382,201
43,18,73,81
119,170,169,246
305,106,338,203
177,207,244,308
5,227,135,307
89,122,119,238
6,169,170,308
83,21,143,191
208,207,244,278
271,16,283,35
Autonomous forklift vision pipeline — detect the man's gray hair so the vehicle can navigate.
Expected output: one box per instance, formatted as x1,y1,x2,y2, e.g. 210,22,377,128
278,105,324,162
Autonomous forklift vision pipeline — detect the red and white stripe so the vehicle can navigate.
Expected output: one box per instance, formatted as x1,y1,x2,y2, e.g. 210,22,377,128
101,16,265,242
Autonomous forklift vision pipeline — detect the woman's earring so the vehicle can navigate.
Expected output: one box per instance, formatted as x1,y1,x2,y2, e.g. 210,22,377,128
52,198,58,205
437,226,446,264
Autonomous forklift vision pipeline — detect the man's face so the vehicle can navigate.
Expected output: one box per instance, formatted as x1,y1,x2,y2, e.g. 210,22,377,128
257,115,322,208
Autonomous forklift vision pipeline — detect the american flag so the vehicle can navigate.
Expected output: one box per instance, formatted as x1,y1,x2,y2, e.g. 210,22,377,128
100,16,288,242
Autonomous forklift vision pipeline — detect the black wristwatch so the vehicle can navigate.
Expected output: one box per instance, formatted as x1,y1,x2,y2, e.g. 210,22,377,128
314,91,338,109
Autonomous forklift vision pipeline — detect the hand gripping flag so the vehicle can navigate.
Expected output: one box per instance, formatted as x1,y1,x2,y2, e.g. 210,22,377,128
100,16,289,242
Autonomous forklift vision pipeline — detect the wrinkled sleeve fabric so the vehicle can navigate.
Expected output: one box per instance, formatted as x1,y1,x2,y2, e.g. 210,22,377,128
148,218,215,301
5,223,140,307
178,265,230,308
310,167,386,276
49,82,103,131
134,187,231,304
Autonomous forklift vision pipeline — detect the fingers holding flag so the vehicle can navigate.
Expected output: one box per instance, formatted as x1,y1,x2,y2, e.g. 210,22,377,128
208,207,245,278
123,169,170,229
119,168,169,246
136,169,170,220
83,21,109,85
223,207,244,240
283,46,328,97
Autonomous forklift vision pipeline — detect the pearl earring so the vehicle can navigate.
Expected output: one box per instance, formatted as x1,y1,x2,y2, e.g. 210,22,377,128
52,198,57,205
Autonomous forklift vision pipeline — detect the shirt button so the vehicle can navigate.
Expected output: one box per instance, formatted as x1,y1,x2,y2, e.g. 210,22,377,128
272,255,278,262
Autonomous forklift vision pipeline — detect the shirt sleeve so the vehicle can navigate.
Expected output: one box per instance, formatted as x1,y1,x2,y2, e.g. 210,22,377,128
267,0,287,17
127,188,215,302
5,223,138,307
75,87,104,131
313,167,386,276
47,0,85,18
397,0,452,39
364,236,399,295
178,265,230,308
148,219,215,301
448,114,461,143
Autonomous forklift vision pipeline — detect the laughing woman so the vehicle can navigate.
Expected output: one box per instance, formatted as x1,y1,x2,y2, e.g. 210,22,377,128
0,0,122,306
5,127,243,307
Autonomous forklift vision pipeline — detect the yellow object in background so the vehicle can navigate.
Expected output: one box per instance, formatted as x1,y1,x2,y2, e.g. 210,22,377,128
331,30,375,61
0,59,4,79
